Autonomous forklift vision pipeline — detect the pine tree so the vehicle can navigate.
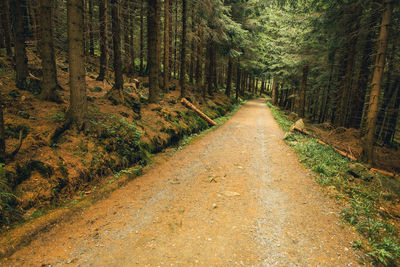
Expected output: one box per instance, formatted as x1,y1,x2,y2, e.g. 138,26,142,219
362,0,394,164
97,0,108,81
66,0,88,129
147,0,160,103
39,0,62,102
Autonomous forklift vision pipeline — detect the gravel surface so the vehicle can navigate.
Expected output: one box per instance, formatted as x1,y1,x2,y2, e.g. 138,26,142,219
1,99,363,266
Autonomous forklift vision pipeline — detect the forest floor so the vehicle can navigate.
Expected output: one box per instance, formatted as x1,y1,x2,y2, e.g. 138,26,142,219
1,99,365,266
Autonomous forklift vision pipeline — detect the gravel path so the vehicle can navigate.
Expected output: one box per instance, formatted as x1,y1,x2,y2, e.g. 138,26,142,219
2,99,363,266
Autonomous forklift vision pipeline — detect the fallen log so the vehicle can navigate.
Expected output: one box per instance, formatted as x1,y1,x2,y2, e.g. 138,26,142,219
181,98,218,126
293,126,311,136
290,122,357,161
295,129,398,177
370,168,397,178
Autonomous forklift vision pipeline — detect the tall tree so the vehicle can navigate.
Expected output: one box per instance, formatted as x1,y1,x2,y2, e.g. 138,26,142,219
97,0,108,81
225,56,233,97
0,0,12,56
271,78,278,105
12,0,29,89
128,1,135,76
140,0,145,75
163,0,170,91
39,0,62,102
66,0,88,129
147,0,160,102
111,0,124,93
298,65,308,118
362,0,394,164
196,25,203,95
88,0,94,56
180,0,187,98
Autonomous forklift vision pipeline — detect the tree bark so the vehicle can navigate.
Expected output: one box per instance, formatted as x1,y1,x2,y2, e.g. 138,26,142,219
129,1,135,76
362,0,393,164
0,0,12,56
189,3,195,85
0,96,5,162
382,78,400,144
225,56,233,97
271,78,278,105
97,0,108,81
163,0,170,91
235,61,240,101
39,0,61,102
66,0,88,129
111,0,124,91
180,0,187,98
173,0,178,79
206,39,213,96
88,0,94,56
299,65,308,118
12,0,29,89
147,0,160,102
349,11,377,128
139,0,145,75
196,25,203,94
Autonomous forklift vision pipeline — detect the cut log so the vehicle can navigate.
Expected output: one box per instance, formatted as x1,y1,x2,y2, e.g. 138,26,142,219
370,168,397,178
293,126,311,136
181,98,218,126
292,126,399,178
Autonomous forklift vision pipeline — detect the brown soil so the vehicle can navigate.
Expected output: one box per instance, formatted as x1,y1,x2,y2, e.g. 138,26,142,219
1,49,232,225
1,99,365,266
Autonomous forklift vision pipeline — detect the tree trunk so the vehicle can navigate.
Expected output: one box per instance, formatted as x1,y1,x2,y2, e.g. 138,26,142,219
139,0,145,75
0,97,5,162
66,0,88,129
122,0,130,73
179,0,187,98
88,0,94,56
189,3,195,85
225,56,233,97
173,0,178,79
349,12,377,128
320,51,335,123
111,0,124,91
362,0,393,164
235,61,240,101
163,0,170,91
168,0,173,80
129,1,135,76
97,0,108,81
0,0,12,56
271,78,278,105
299,65,308,118
206,39,213,96
147,0,160,102
13,0,29,89
196,25,203,94
39,0,61,102
382,77,400,144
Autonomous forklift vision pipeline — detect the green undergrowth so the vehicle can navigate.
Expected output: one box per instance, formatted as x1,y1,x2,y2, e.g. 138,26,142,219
267,101,400,266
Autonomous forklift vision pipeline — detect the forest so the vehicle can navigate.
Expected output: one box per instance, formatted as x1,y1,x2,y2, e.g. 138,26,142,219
1,0,400,265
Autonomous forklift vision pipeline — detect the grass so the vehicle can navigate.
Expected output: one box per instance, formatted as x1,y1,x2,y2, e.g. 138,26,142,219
267,101,400,266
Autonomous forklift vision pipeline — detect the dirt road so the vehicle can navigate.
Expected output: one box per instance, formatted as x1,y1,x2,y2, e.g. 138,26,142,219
2,99,363,266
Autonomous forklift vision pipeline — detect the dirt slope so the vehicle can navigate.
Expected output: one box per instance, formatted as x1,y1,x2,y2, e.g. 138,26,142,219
1,99,363,266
